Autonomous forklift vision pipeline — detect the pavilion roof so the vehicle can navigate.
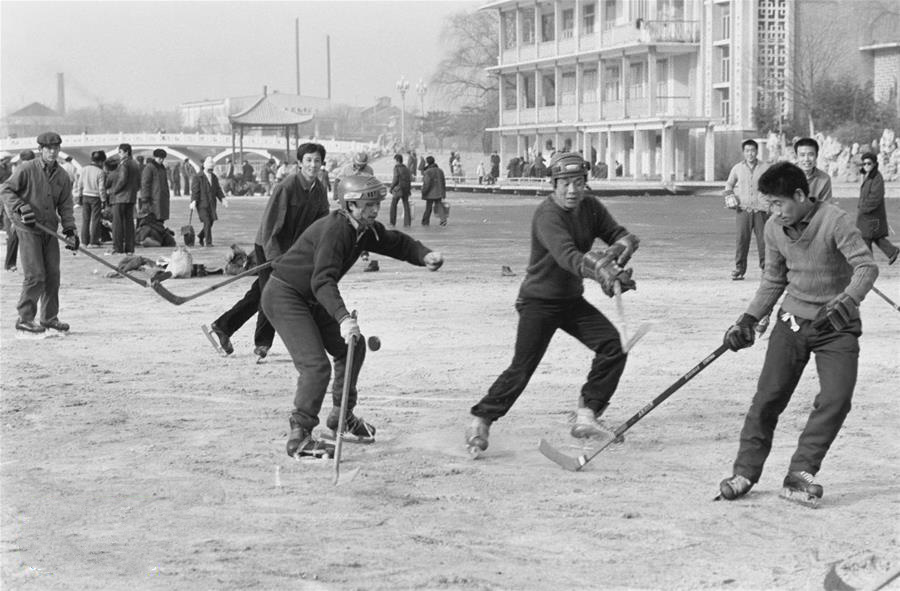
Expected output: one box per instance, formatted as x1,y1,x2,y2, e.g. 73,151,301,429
229,94,314,127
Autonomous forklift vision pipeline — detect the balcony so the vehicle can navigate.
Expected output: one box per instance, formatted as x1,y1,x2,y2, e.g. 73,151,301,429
656,96,696,117
640,20,700,43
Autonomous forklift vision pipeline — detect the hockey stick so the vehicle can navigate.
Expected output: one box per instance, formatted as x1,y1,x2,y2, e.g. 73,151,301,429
34,221,148,288
150,261,271,305
613,280,652,353
540,343,730,471
871,286,900,313
333,319,360,486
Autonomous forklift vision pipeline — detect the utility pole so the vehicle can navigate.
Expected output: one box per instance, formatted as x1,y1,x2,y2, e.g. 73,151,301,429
295,18,300,95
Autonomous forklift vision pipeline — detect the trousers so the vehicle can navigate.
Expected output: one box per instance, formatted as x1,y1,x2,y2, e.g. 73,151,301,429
732,310,860,482
16,229,61,322
471,296,627,422
112,202,135,253
213,270,275,347
734,209,768,275
80,196,103,245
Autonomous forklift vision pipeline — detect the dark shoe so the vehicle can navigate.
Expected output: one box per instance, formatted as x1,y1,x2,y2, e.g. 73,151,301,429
731,270,745,281
286,416,334,458
780,471,823,506
209,322,234,355
718,474,753,500
40,319,70,332
253,345,269,359
501,265,516,277
15,319,46,334
323,407,376,443
889,250,899,266
363,260,380,272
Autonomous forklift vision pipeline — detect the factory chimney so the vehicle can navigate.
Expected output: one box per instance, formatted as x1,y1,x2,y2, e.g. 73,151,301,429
56,73,66,115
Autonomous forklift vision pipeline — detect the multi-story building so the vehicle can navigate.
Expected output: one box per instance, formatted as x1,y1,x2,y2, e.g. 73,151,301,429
482,0,898,181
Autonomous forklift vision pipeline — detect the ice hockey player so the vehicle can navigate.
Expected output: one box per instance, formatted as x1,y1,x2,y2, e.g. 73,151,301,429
465,151,640,458
718,161,877,507
260,175,444,458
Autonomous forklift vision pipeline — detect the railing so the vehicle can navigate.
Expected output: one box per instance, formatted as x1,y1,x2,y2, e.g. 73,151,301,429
640,20,700,43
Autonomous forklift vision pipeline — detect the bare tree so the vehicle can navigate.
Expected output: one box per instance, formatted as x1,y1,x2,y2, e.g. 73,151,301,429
789,19,843,135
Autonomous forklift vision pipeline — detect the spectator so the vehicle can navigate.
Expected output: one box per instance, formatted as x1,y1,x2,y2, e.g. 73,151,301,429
490,150,501,183
794,137,832,202
3,150,34,271
389,153,412,227
110,143,141,254
180,158,193,193
171,160,182,197
856,152,898,265
407,150,418,181
77,150,108,248
421,155,448,226
723,139,770,282
191,157,227,247
333,151,374,200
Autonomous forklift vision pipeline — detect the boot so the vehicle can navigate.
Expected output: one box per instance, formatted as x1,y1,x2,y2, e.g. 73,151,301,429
286,416,334,459
323,407,376,443
780,471,823,507
465,416,491,458
718,474,753,500
40,318,70,332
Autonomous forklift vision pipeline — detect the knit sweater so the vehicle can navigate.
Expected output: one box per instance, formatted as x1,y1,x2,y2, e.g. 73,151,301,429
519,196,629,300
746,203,878,321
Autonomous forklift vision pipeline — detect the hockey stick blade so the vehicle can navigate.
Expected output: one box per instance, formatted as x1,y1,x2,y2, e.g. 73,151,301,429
872,286,900,313
623,322,653,353
150,261,272,306
539,344,729,471
150,279,188,305
34,221,148,288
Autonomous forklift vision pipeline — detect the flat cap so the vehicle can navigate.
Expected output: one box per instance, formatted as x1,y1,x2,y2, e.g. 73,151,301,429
36,131,62,146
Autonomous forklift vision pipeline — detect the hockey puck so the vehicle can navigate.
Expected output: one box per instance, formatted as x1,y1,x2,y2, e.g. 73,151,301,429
367,336,381,351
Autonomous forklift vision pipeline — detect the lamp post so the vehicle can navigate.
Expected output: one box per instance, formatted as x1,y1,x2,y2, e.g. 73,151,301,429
415,78,427,151
396,75,410,147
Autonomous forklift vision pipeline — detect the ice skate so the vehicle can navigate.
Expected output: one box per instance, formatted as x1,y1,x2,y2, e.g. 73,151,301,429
715,474,753,501
570,407,620,442
465,416,490,458
201,323,233,355
40,318,70,333
15,319,47,340
779,471,823,507
322,407,376,444
254,345,269,363
286,416,334,459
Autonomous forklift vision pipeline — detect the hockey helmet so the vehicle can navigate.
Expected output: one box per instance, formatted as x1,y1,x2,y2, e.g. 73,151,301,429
548,152,589,180
338,174,387,207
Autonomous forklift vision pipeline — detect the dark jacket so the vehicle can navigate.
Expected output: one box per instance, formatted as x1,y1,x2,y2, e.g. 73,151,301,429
421,163,446,201
857,169,888,240
111,155,141,205
0,159,75,235
191,171,225,224
271,211,432,322
390,163,412,198
254,171,329,261
140,160,171,221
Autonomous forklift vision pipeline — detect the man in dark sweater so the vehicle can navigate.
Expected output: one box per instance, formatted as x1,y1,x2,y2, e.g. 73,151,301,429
465,152,640,457
261,175,444,458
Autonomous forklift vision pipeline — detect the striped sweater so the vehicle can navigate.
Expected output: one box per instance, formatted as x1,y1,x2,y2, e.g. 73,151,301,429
746,203,878,321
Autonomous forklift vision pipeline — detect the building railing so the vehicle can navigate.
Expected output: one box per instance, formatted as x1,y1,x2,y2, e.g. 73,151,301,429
639,20,700,43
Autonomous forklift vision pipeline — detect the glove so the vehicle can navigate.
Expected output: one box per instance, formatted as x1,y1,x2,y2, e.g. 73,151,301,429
724,193,740,210
723,313,758,351
63,229,80,252
221,197,229,208
812,293,857,332
339,314,361,345
189,201,196,211
581,248,636,297
17,203,36,226
612,233,639,267
424,251,444,271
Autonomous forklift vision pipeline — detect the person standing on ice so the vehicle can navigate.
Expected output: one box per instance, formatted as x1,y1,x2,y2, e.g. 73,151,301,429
465,151,640,457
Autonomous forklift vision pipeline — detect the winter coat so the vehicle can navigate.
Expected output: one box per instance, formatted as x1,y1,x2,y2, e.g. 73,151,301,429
857,169,888,239
191,171,225,225
110,156,141,205
421,164,446,201
0,158,75,235
140,160,171,222
390,163,412,198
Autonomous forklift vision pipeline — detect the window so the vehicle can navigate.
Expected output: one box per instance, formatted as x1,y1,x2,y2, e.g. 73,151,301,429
583,3,595,33
562,8,574,38
523,73,536,108
502,11,516,49
656,60,668,97
561,72,576,105
720,46,730,83
604,64,621,101
582,68,598,103
604,0,616,29
719,89,730,120
542,73,556,107
521,8,535,44
629,62,646,99
503,75,517,109
541,12,555,42
720,5,731,40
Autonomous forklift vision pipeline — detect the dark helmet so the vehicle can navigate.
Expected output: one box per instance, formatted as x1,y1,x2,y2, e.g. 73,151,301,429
338,174,386,208
548,152,589,180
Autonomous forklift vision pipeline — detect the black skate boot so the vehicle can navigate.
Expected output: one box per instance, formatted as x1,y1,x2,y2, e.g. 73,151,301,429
716,474,754,501
322,407,376,444
254,345,269,363
780,471,823,507
286,416,334,459
40,318,70,333
465,416,490,459
15,319,46,339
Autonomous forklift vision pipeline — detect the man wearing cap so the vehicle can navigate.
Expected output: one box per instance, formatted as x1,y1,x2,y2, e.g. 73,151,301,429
190,157,227,247
0,131,78,336
333,151,374,201
110,143,141,254
420,155,448,226
465,151,640,457
140,149,171,224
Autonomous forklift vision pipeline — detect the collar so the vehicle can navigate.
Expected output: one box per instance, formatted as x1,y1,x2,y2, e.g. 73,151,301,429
297,171,316,191
338,209,379,243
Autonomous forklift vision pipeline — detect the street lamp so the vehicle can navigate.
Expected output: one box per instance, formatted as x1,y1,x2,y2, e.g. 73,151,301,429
416,78,428,151
396,75,410,147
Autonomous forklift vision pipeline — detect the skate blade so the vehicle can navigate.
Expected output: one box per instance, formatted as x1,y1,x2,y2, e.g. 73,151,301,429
466,444,485,459
320,430,375,445
779,488,820,508
291,448,335,461
200,324,226,356
15,331,49,340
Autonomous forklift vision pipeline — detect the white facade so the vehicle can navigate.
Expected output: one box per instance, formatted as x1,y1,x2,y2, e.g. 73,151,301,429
483,0,782,181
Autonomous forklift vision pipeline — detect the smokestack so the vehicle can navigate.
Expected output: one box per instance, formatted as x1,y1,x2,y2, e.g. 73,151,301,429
326,35,332,101
295,18,300,95
57,73,65,115
263,85,268,96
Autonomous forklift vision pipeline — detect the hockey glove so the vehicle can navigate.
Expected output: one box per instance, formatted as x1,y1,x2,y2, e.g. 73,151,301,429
581,248,636,297
63,229,80,252
723,313,758,351
812,293,857,333
339,314,361,345
424,251,444,271
17,203,36,226
612,233,640,267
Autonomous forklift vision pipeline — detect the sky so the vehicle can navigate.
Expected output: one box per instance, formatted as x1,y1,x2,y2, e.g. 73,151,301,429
0,0,482,116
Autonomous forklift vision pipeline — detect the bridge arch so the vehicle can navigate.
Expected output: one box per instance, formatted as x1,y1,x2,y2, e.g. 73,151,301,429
210,148,280,165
